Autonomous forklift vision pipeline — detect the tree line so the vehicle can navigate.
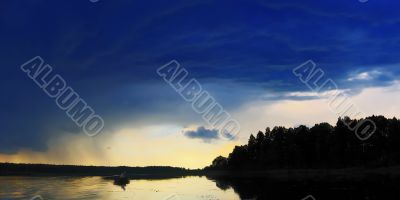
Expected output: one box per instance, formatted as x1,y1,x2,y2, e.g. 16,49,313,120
207,115,400,170
0,163,198,177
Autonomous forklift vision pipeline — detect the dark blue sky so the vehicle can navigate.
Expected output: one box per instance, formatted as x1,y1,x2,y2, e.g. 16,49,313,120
1,0,400,154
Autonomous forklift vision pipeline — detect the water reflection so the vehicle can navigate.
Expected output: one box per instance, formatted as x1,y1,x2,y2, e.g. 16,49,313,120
1,176,400,199
0,176,239,200
208,176,400,200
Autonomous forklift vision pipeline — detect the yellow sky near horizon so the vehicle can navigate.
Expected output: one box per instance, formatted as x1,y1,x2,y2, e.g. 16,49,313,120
1,82,400,168
0,127,238,169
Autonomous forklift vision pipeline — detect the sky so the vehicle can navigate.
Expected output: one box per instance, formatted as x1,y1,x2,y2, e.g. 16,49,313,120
1,0,400,169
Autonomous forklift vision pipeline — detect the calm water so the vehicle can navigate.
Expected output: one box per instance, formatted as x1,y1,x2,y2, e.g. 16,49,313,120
0,176,240,200
1,176,400,200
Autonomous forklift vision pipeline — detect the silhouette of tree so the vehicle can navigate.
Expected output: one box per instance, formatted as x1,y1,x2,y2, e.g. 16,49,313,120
211,156,228,169
207,115,400,170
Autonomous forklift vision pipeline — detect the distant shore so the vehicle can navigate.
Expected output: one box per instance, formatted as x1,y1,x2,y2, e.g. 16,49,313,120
0,163,201,179
2,163,400,182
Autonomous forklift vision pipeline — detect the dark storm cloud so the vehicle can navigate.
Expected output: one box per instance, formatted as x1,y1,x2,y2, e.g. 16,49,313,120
183,127,219,142
1,0,400,152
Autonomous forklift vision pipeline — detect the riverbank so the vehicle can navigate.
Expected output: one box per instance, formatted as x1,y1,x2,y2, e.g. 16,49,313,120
3,163,400,182
0,163,201,179
205,166,400,182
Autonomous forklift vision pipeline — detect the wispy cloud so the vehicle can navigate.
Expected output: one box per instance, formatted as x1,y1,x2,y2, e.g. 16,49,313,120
348,70,383,81
1,0,400,157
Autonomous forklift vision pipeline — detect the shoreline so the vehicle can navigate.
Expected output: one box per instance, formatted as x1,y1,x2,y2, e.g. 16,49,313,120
2,163,400,182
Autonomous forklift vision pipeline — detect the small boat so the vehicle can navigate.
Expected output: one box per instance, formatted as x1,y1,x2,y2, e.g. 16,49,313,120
113,172,130,185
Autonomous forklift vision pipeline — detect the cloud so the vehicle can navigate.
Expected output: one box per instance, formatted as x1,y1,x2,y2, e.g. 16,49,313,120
1,0,400,155
183,126,220,142
0,126,238,169
231,80,400,143
2,80,400,168
348,70,383,81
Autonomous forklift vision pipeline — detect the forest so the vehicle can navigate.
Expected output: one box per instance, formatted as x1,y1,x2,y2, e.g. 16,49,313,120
0,163,198,178
207,115,400,170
